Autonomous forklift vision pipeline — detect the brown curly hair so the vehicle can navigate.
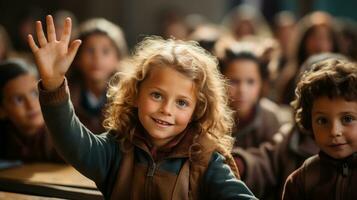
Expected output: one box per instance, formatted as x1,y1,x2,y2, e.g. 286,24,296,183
292,58,357,133
103,36,235,153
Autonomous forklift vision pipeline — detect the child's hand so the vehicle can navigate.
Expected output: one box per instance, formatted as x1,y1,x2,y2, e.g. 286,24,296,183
28,15,81,91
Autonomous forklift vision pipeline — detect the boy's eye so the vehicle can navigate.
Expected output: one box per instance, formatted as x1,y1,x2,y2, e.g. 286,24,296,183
150,92,162,101
341,115,355,125
315,117,328,125
177,99,188,108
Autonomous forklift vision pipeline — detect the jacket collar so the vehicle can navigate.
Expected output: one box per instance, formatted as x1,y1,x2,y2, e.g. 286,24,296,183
132,124,195,161
319,151,357,168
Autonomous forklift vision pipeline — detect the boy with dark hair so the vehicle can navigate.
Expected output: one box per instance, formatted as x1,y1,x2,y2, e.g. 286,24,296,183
283,59,357,200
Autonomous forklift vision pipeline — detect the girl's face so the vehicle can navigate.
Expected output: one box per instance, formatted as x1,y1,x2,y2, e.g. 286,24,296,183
136,66,197,147
305,26,333,56
223,59,262,118
312,97,357,159
0,74,44,135
77,34,119,82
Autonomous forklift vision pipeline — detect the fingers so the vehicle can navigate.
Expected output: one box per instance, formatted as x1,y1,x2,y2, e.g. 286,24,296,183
27,34,39,52
60,17,72,45
46,15,57,42
36,21,47,47
68,39,82,62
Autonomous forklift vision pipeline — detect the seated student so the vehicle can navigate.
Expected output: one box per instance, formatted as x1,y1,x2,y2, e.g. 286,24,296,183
231,53,348,200
282,58,357,199
219,42,282,148
27,15,257,199
0,59,61,162
68,18,127,133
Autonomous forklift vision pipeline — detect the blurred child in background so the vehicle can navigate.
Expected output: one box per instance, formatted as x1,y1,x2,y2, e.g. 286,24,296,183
277,11,341,105
0,59,61,162
68,18,127,133
219,41,282,148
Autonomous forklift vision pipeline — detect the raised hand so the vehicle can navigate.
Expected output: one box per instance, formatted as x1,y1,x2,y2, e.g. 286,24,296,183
28,15,81,91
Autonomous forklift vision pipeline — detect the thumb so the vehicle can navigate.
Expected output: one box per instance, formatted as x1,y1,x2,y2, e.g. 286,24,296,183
67,39,82,62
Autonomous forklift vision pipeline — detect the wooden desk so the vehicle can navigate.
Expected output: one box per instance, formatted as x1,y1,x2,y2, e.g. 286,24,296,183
0,163,103,200
0,191,62,199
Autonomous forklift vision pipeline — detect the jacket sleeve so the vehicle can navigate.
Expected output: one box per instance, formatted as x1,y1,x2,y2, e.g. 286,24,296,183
232,123,294,197
202,152,258,200
38,79,121,187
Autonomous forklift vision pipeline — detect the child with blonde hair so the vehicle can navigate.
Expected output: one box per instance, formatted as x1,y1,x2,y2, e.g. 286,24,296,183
28,15,256,199
282,59,357,199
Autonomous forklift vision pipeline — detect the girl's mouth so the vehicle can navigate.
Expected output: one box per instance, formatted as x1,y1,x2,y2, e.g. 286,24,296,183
152,117,173,126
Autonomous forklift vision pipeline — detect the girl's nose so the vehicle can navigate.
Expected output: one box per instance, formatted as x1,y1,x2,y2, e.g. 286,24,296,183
160,101,173,116
25,95,39,110
236,83,247,96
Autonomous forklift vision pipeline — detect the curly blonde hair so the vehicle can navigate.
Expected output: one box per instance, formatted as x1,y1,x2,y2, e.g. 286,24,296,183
103,36,235,153
292,58,357,133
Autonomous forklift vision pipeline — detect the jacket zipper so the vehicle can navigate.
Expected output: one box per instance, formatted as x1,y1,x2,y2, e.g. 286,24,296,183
145,160,157,200
336,162,349,200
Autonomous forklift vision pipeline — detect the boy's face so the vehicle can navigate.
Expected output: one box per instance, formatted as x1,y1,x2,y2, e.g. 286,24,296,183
223,59,262,118
136,66,197,147
77,34,119,82
0,74,44,135
312,96,357,159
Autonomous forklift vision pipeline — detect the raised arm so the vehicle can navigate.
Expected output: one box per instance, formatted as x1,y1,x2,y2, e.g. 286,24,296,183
28,16,121,194
28,15,81,91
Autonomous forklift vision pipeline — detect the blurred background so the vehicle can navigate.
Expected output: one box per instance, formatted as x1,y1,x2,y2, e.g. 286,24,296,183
1,0,356,47
0,1,357,199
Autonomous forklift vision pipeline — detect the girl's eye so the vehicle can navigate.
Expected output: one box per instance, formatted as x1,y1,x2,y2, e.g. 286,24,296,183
315,117,328,125
177,99,188,108
85,47,95,54
247,78,256,85
31,90,39,98
102,48,111,55
341,115,355,125
150,92,162,101
12,96,25,106
228,79,239,86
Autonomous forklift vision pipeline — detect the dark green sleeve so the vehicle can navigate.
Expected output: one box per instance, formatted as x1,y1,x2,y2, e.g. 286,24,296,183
202,152,258,200
38,79,121,197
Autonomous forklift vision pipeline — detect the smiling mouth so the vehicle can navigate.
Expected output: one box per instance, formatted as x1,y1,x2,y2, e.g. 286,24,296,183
152,117,173,126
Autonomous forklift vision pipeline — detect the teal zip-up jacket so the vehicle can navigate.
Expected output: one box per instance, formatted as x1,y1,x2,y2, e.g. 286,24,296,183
38,80,257,200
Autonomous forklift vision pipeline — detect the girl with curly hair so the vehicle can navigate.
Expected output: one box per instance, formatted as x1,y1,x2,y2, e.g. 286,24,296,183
28,15,256,199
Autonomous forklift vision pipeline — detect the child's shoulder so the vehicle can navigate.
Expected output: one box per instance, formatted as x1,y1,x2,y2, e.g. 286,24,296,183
288,154,321,192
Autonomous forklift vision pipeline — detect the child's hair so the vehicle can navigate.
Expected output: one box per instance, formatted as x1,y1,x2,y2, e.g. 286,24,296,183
0,59,37,103
76,18,127,58
219,42,269,81
293,11,341,67
103,36,235,152
292,58,357,132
